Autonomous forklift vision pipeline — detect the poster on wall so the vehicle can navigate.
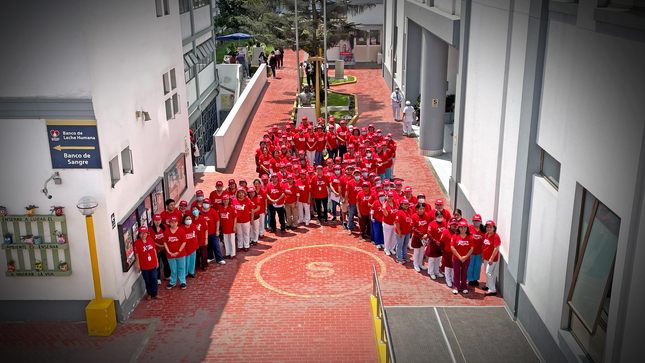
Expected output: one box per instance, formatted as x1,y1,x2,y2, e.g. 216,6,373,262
151,179,164,215
165,155,187,202
221,94,235,111
338,39,355,65
118,211,138,272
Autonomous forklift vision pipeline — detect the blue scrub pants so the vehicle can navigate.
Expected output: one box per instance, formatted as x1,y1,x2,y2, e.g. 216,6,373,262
185,251,196,276
467,253,483,281
168,256,186,286
371,219,384,246
396,233,410,261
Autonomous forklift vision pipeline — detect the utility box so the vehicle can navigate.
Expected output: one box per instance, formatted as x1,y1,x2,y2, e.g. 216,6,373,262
85,298,117,336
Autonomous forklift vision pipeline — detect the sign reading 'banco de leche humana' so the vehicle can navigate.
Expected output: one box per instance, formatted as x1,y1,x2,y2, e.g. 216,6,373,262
46,120,102,169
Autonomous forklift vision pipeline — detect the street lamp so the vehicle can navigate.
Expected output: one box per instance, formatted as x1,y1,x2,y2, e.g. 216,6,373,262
77,196,116,336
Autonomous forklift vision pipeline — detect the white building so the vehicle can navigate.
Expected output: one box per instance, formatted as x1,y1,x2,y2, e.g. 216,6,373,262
0,0,194,321
327,0,385,64
383,1,645,362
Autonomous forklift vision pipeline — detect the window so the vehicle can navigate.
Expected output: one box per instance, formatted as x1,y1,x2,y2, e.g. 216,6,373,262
109,155,121,187
540,148,561,189
172,93,180,115
185,67,195,82
370,30,381,45
163,73,170,95
165,98,174,120
193,0,210,10
121,147,133,174
170,69,177,90
179,0,190,14
355,30,368,45
155,0,163,17
163,0,170,15
567,189,620,363
164,154,188,202
163,68,179,120
155,0,170,17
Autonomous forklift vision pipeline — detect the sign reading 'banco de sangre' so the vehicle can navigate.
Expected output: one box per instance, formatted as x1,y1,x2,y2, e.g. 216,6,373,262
46,120,102,169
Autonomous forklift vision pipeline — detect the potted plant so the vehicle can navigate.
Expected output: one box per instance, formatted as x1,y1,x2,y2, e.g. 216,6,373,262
34,235,42,245
55,230,66,244
4,232,12,244
7,260,15,272
21,234,34,245
0,206,7,217
50,206,64,216
34,260,43,272
59,260,68,272
25,205,38,216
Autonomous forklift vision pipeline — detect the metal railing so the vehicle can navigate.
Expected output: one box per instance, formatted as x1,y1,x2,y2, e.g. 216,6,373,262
372,265,396,363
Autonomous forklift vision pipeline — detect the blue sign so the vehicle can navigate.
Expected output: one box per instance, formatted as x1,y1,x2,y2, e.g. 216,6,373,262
46,120,102,169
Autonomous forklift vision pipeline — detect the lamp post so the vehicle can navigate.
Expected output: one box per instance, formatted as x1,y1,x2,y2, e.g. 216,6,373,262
77,196,116,336
323,0,328,128
295,0,300,95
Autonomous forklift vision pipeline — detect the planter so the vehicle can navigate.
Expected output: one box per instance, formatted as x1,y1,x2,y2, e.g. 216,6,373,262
22,236,34,245
0,206,6,217
34,260,43,272
4,235,12,244
34,236,42,245
26,208,36,217
57,235,67,244
52,206,64,216
7,262,15,272
59,262,68,272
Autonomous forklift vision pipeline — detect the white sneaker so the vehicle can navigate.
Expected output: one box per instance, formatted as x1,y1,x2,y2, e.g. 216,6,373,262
385,250,391,256
218,260,226,265
157,279,162,284
207,259,214,262
447,283,453,288
430,274,437,280
420,265,428,270
305,221,310,226
414,266,420,272
437,273,444,278
376,245,382,249
452,289,458,295
462,290,468,294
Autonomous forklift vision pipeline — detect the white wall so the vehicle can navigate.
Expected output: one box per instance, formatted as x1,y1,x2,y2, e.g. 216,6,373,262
193,6,211,33
198,63,216,95
180,11,192,40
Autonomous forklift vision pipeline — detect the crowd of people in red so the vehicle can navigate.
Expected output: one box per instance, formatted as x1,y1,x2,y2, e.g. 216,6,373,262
132,116,501,299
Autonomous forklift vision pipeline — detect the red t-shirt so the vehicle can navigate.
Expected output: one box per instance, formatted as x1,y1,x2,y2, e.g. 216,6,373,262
163,227,187,259
482,232,501,262
470,225,485,255
326,132,337,149
160,209,184,227
382,203,398,225
310,174,329,199
316,132,326,152
362,159,376,174
376,153,388,174
134,236,158,270
440,229,457,253
192,216,208,246
285,132,295,148
258,154,273,175
149,224,166,252
328,174,343,197
219,205,237,234
356,190,372,215
295,133,307,152
232,197,253,223
346,179,362,204
411,212,432,237
283,182,298,204
183,224,198,255
451,234,474,257
427,219,446,257
209,190,226,207
306,133,317,151
200,207,219,235
250,194,263,220
296,179,310,203
265,182,285,206
404,195,418,206
395,209,413,234
371,200,384,222
336,126,349,145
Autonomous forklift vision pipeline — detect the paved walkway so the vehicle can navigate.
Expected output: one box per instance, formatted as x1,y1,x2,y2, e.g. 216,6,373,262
1,51,503,362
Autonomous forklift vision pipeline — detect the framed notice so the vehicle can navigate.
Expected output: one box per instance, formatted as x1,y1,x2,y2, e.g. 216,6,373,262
118,212,138,272
150,178,164,215
164,154,187,202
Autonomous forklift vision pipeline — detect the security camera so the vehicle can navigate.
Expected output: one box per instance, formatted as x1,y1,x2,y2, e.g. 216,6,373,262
42,189,53,199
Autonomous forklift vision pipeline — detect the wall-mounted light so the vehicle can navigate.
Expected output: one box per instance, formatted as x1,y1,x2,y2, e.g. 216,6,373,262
135,111,151,121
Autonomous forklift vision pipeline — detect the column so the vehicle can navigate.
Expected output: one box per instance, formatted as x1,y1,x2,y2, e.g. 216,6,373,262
418,28,448,156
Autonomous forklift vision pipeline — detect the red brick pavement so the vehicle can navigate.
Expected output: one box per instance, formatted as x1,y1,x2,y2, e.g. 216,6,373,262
1,51,502,363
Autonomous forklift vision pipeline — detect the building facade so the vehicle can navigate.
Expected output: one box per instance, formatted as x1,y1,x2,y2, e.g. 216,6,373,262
383,0,645,362
0,0,194,321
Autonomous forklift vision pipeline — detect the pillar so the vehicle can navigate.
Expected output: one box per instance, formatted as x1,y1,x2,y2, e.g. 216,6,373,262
418,28,448,156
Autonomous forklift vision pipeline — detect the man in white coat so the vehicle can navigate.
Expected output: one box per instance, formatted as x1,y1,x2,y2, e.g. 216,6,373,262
402,101,415,136
390,86,402,121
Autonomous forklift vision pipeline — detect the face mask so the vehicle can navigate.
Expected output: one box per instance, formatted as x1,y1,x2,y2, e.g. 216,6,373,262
418,198,425,203
192,210,199,216
335,170,341,175
197,196,204,201
379,196,386,203
203,203,210,209
354,176,360,181
436,217,443,223
184,219,192,226
362,172,368,177
474,221,481,227
384,186,390,191
361,132,366,135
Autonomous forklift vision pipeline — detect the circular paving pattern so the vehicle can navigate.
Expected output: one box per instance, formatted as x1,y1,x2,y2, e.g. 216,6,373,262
254,244,387,298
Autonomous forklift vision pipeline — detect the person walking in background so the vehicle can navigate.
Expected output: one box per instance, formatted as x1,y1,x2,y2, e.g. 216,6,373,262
134,226,160,300
278,47,284,68
163,216,187,290
236,51,250,79
402,100,415,136
468,214,485,286
269,50,277,78
482,220,501,296
306,61,314,87
258,51,267,65
451,220,474,295
390,86,402,121
274,48,281,69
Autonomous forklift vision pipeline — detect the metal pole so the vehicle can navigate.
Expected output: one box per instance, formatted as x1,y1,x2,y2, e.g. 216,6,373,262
295,0,300,95
323,0,328,128
86,215,103,303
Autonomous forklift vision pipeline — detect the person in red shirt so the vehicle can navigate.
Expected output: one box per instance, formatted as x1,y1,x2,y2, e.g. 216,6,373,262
410,203,432,272
451,220,474,294
346,169,363,235
233,187,253,251
247,187,263,244
356,182,372,241
432,199,452,221
315,124,326,166
310,166,329,223
482,220,501,295
269,149,282,175
284,124,296,152
467,214,485,286
394,199,413,264
227,179,237,197
403,187,417,206
200,198,224,266
305,126,317,166
163,216,187,289
190,206,209,271
149,214,169,281
370,191,386,249
328,165,343,222
427,210,447,279
254,179,268,236
295,128,307,154
440,218,459,288
219,194,237,258
160,199,184,227
375,144,389,180
182,214,199,278
336,120,349,157
258,147,272,177
255,140,267,172
295,169,311,225
190,190,205,210
326,127,338,160
178,200,189,216
363,149,376,175
381,191,398,255
209,181,226,210
283,174,299,230
134,226,160,300
393,180,404,200
265,173,287,234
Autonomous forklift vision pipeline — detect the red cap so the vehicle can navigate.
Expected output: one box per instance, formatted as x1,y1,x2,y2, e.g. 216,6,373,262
285,162,292,167
316,165,323,169
239,178,246,183
326,158,333,164
376,128,382,133
307,125,313,129
228,179,236,184
486,220,496,226
287,173,294,179
378,191,385,197
216,181,223,186
383,180,391,185
329,116,335,122
368,124,374,128
267,128,273,133
236,187,245,192
153,214,162,221
271,173,279,178
374,176,382,182
169,216,179,222
196,190,203,195
472,214,482,221
203,198,212,204
261,174,269,179
435,199,444,204
222,194,230,199
361,127,367,131
333,164,341,169
417,193,426,198
286,124,292,129
369,172,376,177
335,156,342,162
302,116,308,120
179,200,188,206
387,133,393,137
340,120,346,124
458,220,469,227
299,169,306,174
400,199,410,204
139,226,149,233
353,169,361,174
404,186,412,192
394,180,403,185
279,163,286,168
386,191,394,197
299,150,305,155
449,218,459,225
281,144,287,149
273,124,279,129
362,182,370,187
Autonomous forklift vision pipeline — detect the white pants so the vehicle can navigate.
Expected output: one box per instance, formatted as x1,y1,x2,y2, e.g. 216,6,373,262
392,105,400,120
297,201,310,223
383,223,396,253
427,256,441,276
485,260,498,292
236,222,250,249
250,218,260,242
402,121,412,135
413,248,424,268
223,233,235,257
258,213,265,236
444,267,454,287
306,150,316,166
